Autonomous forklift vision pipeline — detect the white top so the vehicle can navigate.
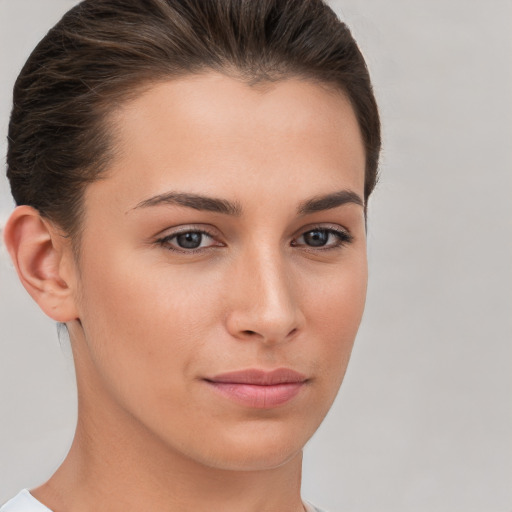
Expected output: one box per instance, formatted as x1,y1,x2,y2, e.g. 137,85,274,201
0,490,52,512
1,490,326,512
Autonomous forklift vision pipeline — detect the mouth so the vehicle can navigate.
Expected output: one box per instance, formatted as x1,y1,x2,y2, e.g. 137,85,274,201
203,368,308,409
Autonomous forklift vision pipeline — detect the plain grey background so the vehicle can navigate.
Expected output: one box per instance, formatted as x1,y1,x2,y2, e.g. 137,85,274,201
1,1,511,511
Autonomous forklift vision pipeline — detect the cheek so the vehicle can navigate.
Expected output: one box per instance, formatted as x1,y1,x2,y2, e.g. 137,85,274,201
75,249,225,399
80,241,218,331
302,254,368,378
323,265,367,338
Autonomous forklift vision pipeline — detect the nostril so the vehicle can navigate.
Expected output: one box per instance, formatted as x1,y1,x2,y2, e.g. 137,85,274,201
240,328,298,339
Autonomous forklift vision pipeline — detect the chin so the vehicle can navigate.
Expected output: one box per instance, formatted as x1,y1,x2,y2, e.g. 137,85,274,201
177,419,314,472
202,443,303,472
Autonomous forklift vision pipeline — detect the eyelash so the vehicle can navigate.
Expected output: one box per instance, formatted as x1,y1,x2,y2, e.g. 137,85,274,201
156,225,353,254
292,226,353,251
156,228,220,254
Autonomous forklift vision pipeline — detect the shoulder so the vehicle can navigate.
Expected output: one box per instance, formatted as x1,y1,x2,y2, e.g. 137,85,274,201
0,490,53,512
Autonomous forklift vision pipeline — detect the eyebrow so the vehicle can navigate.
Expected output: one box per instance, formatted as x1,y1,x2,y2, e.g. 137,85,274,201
297,190,364,215
131,189,364,216
132,192,242,216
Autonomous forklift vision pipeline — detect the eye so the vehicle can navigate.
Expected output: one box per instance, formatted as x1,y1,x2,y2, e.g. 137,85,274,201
157,229,220,252
292,227,352,249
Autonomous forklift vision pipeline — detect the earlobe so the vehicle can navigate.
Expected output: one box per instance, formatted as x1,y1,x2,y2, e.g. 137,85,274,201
3,205,79,322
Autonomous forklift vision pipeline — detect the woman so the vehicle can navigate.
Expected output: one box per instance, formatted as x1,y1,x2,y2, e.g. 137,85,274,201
1,0,380,511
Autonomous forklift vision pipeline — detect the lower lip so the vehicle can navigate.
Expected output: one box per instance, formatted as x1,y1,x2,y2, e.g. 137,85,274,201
205,381,305,409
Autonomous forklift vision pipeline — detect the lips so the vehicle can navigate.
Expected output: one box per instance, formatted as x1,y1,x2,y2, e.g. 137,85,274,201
204,368,308,409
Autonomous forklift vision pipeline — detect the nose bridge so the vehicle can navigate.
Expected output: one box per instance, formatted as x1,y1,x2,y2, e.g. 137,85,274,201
226,242,301,342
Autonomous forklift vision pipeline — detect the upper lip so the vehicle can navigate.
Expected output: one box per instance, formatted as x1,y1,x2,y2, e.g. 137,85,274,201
205,368,307,385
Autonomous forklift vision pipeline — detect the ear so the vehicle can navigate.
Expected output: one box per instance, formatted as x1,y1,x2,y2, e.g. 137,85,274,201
3,205,79,322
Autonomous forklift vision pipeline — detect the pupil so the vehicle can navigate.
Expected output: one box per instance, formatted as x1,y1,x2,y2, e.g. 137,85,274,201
304,230,328,247
177,232,202,249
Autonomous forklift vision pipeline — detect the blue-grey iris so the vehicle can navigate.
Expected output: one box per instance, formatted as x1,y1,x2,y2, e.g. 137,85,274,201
304,230,328,247
177,232,202,249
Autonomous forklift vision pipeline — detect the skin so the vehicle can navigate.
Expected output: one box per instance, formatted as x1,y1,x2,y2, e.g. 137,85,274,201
4,73,367,512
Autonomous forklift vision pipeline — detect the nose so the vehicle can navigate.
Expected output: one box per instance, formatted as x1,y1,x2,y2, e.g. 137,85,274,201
224,246,304,345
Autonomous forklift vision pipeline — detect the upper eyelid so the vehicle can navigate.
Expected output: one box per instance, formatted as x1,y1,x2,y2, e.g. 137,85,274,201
162,228,214,238
293,223,352,239
155,224,220,239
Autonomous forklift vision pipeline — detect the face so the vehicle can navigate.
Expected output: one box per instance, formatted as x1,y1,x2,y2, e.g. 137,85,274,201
68,73,367,471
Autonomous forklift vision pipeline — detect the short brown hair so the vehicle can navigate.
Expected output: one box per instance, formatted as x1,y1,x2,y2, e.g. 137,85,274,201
7,0,381,239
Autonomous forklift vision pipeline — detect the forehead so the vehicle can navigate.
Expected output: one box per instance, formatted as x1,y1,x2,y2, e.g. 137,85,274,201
89,73,366,211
